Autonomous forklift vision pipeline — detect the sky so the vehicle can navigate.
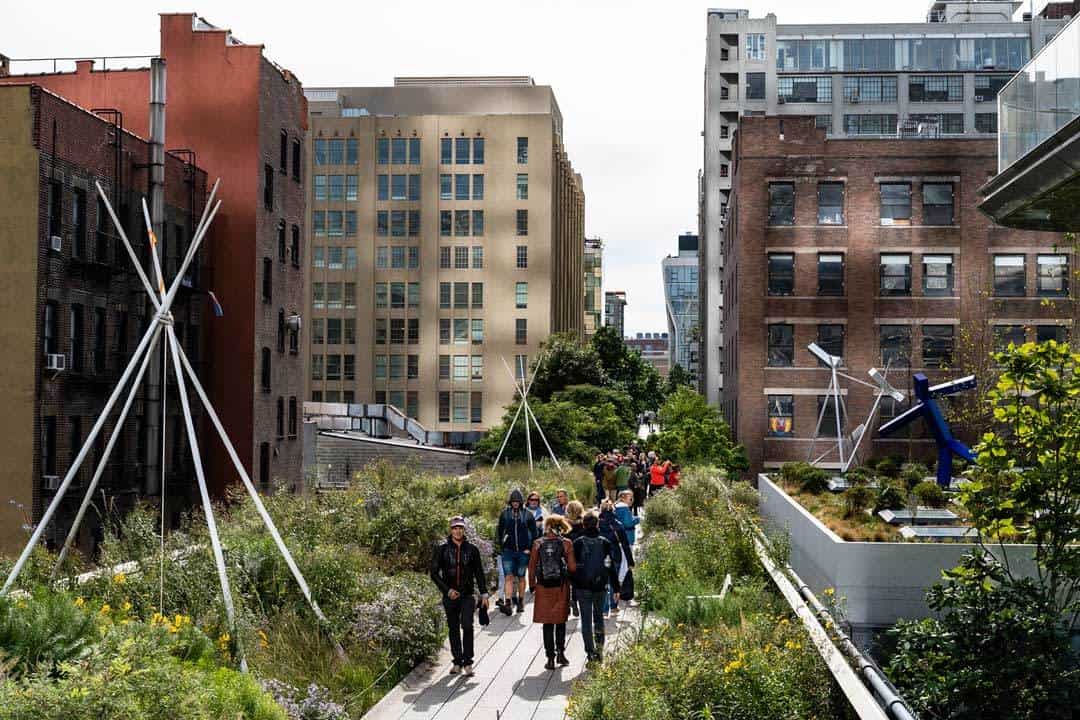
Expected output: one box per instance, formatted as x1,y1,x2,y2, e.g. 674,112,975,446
2,0,1047,335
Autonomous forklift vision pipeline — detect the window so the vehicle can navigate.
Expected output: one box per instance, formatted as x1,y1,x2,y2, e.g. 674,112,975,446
92,307,106,372
817,324,844,363
440,210,452,236
516,318,527,345
472,246,483,269
453,391,469,422
377,174,389,201
517,137,528,163
922,325,954,368
391,174,407,201
345,138,358,165
471,318,484,344
42,415,57,476
767,395,794,436
975,113,998,133
816,396,841,437
313,211,325,236
472,174,484,200
71,188,86,258
720,164,729,178
374,319,386,345
312,318,326,345
440,174,452,200
292,140,301,181
390,318,405,344
377,138,389,165
514,354,528,379
262,257,273,302
276,221,286,263
880,183,911,225
343,174,358,201
409,137,421,164
471,392,483,424
277,309,286,352
471,282,484,308
391,210,406,237
472,138,484,164
768,182,794,225
517,174,529,200
328,211,344,236
263,164,274,210
408,354,419,379
440,282,451,309
516,245,528,269
314,139,326,166
289,225,300,268
455,174,470,200
454,319,469,345
746,33,766,60
746,72,766,100
1037,255,1068,297
975,74,1012,102
767,324,794,367
453,355,468,381
817,182,843,225
260,347,271,390
909,113,965,135
439,247,451,269
454,282,468,308
515,282,528,309
995,324,1027,351
376,246,389,268
276,397,285,438
327,246,343,270
516,209,528,236
454,246,469,269
922,183,954,225
880,325,912,367
777,76,832,102
439,392,451,422
43,301,58,354
880,254,911,296
810,254,845,299
909,75,963,102
313,282,326,309
455,137,470,164
288,397,297,436
391,137,407,164
389,354,403,380
374,355,386,380
408,211,420,237
1036,325,1069,344
994,255,1026,296
472,210,484,236
390,282,405,309
376,211,388,236
842,76,898,103
767,253,794,295
923,255,954,296
440,137,452,164
776,39,832,70
720,125,729,138
844,114,897,135
279,131,289,173
455,210,470,236
374,282,388,309
328,318,344,346
439,319,451,344
344,318,356,345
840,39,895,71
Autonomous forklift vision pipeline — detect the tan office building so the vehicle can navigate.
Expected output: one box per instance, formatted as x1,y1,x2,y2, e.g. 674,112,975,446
303,77,584,434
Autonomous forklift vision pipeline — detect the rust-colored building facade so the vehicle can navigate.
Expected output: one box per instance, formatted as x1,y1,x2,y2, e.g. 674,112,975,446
722,116,1075,476
0,84,209,552
1,14,308,496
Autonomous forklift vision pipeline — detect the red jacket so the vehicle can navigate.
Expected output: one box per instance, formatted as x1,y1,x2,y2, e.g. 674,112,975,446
666,469,680,489
649,462,669,486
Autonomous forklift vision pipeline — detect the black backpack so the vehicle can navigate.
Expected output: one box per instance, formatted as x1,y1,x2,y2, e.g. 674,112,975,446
536,537,567,588
575,535,609,591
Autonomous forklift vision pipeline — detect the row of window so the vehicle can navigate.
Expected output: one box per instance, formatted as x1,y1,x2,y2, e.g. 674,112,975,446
438,282,485,309
311,354,361,381
377,174,422,201
273,396,300,439
772,37,1029,72
312,246,360,270
377,246,421,269
314,136,531,167
439,318,486,345
374,282,421,309
439,354,485,381
311,208,527,238
311,318,358,345
278,131,303,182
440,246,484,269
767,181,956,227
774,74,1010,104
311,281,359,309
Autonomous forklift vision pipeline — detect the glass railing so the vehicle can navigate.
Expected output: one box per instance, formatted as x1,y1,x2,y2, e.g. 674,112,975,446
999,16,1080,171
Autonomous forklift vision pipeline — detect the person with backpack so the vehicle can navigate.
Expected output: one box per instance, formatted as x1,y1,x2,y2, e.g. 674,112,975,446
429,516,489,677
497,488,539,615
571,511,621,664
528,515,577,670
599,499,633,615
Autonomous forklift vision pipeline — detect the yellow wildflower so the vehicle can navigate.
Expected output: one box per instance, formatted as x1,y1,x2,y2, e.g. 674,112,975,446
73,597,85,608
258,629,270,649
784,640,803,651
824,587,835,597
122,601,132,612
99,603,111,615
112,572,126,585
723,659,744,674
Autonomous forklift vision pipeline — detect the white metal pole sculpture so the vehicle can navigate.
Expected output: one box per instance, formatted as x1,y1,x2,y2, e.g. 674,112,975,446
491,353,561,472
2,181,344,670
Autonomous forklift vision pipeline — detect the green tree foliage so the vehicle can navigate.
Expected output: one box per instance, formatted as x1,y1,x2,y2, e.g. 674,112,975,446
649,387,747,476
552,384,636,429
889,341,1080,718
665,363,694,395
590,325,666,416
526,333,606,403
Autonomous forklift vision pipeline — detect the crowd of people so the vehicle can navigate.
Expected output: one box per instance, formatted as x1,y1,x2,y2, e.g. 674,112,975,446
429,445,680,676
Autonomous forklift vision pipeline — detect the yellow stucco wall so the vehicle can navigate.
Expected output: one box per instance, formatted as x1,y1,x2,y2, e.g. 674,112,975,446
0,85,41,553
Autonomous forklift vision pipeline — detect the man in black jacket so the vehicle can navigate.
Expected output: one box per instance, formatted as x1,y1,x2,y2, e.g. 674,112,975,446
496,488,538,615
571,511,621,663
430,515,489,676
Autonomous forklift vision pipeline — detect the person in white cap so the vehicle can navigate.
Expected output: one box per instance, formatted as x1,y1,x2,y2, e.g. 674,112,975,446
430,515,489,676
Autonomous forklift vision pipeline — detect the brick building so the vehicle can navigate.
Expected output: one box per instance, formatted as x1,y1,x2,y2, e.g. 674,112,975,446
722,116,1075,476
1,14,308,496
0,84,209,552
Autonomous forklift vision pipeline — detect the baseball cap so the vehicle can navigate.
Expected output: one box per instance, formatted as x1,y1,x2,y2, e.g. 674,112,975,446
449,515,466,529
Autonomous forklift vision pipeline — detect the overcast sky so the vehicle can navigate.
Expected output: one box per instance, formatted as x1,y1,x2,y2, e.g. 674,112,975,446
3,0,1044,335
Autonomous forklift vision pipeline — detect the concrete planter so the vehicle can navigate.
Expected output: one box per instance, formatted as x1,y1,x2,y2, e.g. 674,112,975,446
757,473,1036,634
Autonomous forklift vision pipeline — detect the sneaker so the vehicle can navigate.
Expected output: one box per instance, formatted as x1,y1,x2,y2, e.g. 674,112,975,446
500,602,513,616
463,664,474,677
544,657,556,671
449,664,461,675
557,652,570,666
515,598,524,614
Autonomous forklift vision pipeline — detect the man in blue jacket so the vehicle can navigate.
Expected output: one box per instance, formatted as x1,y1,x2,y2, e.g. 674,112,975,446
496,488,538,615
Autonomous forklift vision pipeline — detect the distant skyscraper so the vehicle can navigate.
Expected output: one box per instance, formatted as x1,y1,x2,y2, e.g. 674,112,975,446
604,291,627,339
584,237,603,338
663,234,700,383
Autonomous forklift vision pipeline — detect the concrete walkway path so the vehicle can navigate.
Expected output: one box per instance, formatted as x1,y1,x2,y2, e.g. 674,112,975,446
364,599,641,720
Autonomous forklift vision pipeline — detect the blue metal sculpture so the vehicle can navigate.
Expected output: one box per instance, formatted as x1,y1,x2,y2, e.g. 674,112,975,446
877,373,977,487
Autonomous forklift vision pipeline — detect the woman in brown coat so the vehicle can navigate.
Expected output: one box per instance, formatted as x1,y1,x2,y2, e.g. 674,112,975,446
528,515,577,670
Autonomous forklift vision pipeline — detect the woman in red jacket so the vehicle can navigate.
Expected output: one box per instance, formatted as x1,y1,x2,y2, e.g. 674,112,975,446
648,459,669,498
666,463,681,490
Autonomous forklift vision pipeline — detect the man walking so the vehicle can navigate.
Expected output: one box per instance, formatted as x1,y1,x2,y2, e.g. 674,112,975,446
497,489,538,615
550,489,570,517
430,516,489,677
571,511,621,664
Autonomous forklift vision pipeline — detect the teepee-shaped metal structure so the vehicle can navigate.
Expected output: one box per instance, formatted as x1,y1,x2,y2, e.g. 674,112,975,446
0,181,340,671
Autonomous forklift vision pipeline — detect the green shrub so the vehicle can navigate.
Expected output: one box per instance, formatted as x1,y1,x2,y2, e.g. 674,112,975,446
873,482,907,514
843,485,875,519
779,462,829,494
912,480,946,509
872,456,902,478
641,491,683,534
901,463,930,491
0,592,98,678
845,466,874,486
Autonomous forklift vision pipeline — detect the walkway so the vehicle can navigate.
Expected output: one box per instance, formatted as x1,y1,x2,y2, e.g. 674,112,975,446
364,601,641,720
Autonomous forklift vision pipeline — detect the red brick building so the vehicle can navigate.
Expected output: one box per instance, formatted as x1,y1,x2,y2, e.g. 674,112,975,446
0,83,209,552
1,14,307,496
722,116,1075,476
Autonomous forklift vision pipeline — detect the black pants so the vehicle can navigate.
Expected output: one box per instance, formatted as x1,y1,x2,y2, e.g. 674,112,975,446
542,623,567,658
576,589,606,658
443,595,476,666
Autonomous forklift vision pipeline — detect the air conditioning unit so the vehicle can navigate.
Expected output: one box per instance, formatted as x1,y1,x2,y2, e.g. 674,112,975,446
286,314,303,332
849,95,860,104
42,475,60,491
777,96,786,104
50,235,62,252
45,353,66,371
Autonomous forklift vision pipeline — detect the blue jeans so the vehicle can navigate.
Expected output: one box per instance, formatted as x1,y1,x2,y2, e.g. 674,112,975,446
500,550,529,578
576,588,606,659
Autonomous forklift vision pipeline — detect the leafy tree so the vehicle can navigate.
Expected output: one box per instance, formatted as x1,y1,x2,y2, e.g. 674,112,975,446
665,363,694,395
590,325,666,416
888,340,1080,718
553,384,636,429
648,386,746,476
526,333,605,402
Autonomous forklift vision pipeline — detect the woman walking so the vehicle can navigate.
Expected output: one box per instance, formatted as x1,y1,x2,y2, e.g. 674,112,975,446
598,499,634,616
529,515,577,670
563,500,586,617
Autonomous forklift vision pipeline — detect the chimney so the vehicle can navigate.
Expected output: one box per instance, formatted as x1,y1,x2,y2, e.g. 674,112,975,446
75,59,95,74
0,54,10,78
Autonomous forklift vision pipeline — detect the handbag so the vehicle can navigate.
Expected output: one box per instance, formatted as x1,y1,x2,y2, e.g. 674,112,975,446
478,602,490,626
620,569,635,602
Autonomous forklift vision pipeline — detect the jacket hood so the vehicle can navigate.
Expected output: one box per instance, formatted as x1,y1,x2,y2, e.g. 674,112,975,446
508,488,524,505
